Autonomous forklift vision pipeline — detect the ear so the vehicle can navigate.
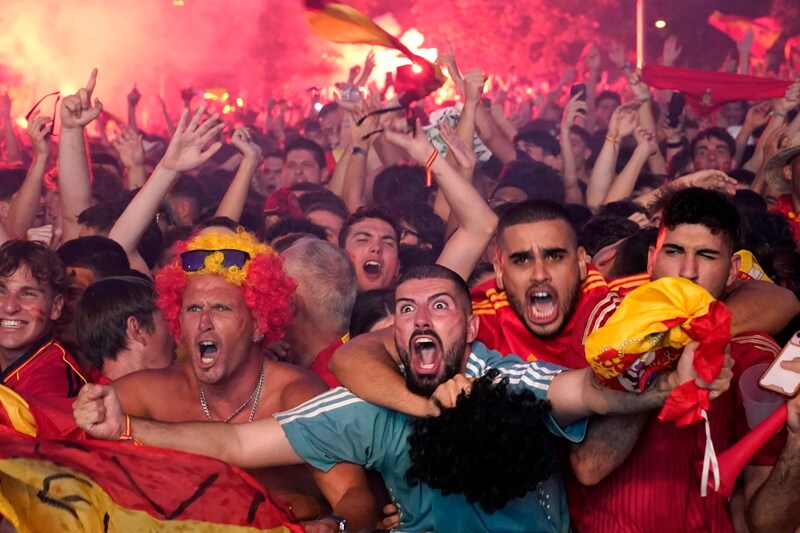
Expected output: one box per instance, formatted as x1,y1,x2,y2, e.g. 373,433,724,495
492,248,505,290
466,314,480,343
726,252,742,288
646,245,656,277
126,316,147,346
576,246,588,280
49,294,64,321
784,165,793,184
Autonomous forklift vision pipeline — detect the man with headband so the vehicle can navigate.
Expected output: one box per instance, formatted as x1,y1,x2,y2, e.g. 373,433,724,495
107,228,377,532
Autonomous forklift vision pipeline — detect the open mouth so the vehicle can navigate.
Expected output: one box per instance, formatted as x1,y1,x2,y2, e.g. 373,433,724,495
362,260,382,278
409,332,443,375
0,319,26,329
198,340,218,367
526,288,558,324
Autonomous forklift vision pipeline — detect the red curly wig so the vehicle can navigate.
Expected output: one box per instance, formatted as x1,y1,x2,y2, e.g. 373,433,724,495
155,228,295,346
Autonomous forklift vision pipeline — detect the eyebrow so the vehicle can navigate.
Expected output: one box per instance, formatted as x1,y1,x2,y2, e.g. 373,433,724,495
663,243,721,256
427,292,454,303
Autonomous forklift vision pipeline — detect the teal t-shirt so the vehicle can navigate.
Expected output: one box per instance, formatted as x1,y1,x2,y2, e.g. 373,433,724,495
274,341,585,532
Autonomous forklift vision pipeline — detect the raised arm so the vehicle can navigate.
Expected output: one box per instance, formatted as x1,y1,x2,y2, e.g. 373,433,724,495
215,127,263,222
384,121,497,281
112,127,147,190
5,110,52,238
627,69,667,175
127,85,141,133
58,69,103,242
109,107,223,273
602,126,657,205
559,92,588,205
586,102,640,211
0,92,23,163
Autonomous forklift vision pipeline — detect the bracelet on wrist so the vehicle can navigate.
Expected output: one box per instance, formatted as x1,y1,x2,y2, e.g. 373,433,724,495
351,146,368,157
118,414,142,446
773,111,787,118
424,148,438,187
636,93,652,102
604,134,620,145
665,140,684,149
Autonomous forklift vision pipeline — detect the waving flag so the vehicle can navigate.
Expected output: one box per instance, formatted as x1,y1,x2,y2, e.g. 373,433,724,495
304,0,445,102
708,11,782,58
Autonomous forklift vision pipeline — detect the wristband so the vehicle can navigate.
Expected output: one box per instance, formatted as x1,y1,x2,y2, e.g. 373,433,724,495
773,111,787,118
665,140,684,149
604,134,620,145
424,148,438,187
636,93,652,102
118,414,142,446
317,514,348,533
351,146,368,157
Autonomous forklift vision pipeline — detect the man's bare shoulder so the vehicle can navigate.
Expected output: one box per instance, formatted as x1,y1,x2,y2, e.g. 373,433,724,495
267,360,329,411
111,362,195,418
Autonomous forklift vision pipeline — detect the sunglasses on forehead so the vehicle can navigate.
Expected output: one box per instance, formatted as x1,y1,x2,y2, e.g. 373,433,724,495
180,249,251,272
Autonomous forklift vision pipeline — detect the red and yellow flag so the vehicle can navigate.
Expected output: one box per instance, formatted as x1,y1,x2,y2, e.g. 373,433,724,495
0,427,303,532
707,11,782,58
585,277,731,426
303,0,445,100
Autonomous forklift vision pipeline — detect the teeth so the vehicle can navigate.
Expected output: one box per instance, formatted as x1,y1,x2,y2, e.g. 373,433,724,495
365,260,379,266
415,337,433,345
419,363,436,369
532,292,549,298
200,341,215,347
0,320,25,329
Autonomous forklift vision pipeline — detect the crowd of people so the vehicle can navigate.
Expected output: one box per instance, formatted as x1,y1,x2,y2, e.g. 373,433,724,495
0,26,800,533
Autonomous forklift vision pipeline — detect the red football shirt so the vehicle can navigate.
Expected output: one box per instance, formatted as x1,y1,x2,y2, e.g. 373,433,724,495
1,335,86,399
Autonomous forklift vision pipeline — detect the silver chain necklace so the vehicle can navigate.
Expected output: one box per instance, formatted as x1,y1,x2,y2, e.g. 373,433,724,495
199,359,266,423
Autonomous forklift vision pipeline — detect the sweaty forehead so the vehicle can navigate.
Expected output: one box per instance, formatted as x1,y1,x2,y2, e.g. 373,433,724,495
498,219,578,252
395,278,468,310
183,274,244,302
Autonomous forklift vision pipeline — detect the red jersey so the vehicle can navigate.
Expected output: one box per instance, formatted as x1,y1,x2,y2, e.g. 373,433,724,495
573,333,782,533
1,335,86,399
471,267,616,368
308,335,348,388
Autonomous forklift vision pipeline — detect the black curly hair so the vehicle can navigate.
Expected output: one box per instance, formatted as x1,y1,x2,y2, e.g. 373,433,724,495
405,369,559,514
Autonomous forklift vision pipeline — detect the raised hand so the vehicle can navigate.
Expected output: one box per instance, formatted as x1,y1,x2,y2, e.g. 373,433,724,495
744,101,772,130
383,119,436,164
60,68,103,129
463,69,487,105
0,91,10,118
26,108,52,156
627,69,651,101
159,106,224,173
663,35,682,66
633,126,658,156
674,169,738,195
737,28,754,55
112,127,145,169
73,384,127,440
26,224,61,249
562,92,589,130
230,127,263,162
774,81,800,115
430,374,474,412
440,121,476,171
127,85,141,107
608,101,641,139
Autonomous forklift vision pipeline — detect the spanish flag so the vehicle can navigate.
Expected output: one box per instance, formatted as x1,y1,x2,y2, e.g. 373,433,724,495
585,277,731,426
707,11,782,58
0,386,302,532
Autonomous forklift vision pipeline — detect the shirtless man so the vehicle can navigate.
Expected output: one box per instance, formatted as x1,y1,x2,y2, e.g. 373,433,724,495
105,226,375,532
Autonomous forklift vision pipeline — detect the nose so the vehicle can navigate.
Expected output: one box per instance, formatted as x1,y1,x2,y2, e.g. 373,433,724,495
369,239,381,255
679,255,699,282
530,259,551,284
413,306,431,329
1,293,20,314
197,308,213,331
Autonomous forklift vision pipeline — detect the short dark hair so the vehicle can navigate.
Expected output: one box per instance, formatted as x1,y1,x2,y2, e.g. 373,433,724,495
569,125,592,147
0,166,25,201
513,128,560,157
661,187,741,252
496,160,565,205
0,240,68,296
338,207,401,249
580,215,639,257
285,138,326,170
387,202,446,255
397,264,471,313
691,127,736,160
263,217,327,244
372,164,430,206
349,289,396,337
597,90,622,107
168,174,207,210
75,276,158,369
497,200,578,248
57,236,131,280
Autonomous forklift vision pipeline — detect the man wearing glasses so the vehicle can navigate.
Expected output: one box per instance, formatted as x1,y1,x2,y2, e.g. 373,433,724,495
106,228,377,532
